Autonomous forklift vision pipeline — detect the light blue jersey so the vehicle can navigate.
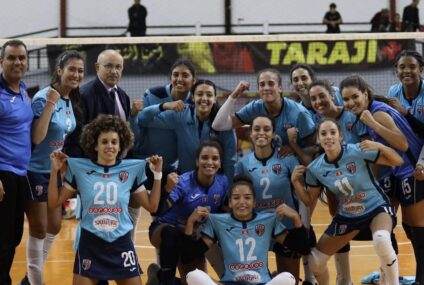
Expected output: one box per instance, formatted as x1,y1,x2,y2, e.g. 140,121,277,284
314,108,367,144
235,97,315,147
387,80,424,123
306,144,389,218
136,104,237,179
158,171,228,225
202,212,286,284
64,158,147,242
235,150,299,229
131,84,192,173
29,87,76,173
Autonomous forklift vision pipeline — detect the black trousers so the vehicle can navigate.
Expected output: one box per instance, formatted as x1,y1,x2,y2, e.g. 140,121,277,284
0,170,28,285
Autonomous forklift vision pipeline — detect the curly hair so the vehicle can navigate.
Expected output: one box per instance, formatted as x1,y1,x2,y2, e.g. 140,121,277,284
80,114,134,159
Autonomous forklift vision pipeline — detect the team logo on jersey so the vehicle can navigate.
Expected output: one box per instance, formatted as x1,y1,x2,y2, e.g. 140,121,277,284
323,170,331,177
336,170,343,176
119,171,129,183
345,122,353,132
338,224,347,235
255,224,265,236
417,105,424,115
82,259,92,270
35,185,44,196
248,167,257,172
272,163,282,175
346,162,356,174
213,194,221,204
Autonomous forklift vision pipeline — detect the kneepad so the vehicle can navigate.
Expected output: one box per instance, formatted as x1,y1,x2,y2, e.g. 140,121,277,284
372,230,394,257
186,269,215,285
266,272,296,285
308,248,330,274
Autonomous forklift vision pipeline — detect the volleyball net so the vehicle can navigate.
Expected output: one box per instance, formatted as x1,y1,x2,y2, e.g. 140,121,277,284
2,33,423,102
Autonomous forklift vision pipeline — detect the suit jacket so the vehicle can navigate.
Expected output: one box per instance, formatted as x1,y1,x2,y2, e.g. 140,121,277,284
80,76,131,123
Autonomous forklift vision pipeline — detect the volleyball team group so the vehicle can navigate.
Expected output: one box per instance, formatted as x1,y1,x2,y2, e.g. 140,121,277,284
1,38,424,285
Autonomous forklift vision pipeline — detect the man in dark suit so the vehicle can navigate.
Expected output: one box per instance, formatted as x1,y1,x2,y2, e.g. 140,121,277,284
402,0,420,31
81,49,130,123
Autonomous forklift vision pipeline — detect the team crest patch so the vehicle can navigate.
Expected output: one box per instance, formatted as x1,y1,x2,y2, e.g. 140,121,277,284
255,224,265,236
119,171,129,183
35,185,43,196
82,259,92,270
346,162,356,174
417,105,424,115
213,194,221,204
272,164,282,175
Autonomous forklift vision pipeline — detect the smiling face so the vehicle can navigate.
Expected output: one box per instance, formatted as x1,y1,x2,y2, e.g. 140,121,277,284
258,71,282,105
310,85,335,115
396,55,423,87
194,83,216,118
170,64,195,95
95,131,120,165
317,120,343,154
291,68,313,97
196,146,221,178
57,58,84,91
250,116,275,149
0,45,28,84
342,86,369,115
229,184,255,221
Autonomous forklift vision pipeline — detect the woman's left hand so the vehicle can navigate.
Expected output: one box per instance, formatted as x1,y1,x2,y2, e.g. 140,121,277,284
360,140,381,152
360,110,377,127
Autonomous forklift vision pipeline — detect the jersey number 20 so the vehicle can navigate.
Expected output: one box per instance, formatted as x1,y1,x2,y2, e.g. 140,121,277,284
93,181,118,205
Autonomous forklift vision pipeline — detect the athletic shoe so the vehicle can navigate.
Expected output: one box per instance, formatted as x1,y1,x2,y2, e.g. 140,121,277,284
17,276,31,285
146,263,161,285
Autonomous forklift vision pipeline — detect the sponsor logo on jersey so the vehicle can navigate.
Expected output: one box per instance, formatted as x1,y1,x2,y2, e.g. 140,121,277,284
9,96,16,103
323,170,331,177
336,170,343,176
82,259,92,270
119,171,129,183
234,270,261,283
248,167,257,172
86,170,98,175
255,224,265,236
229,261,264,271
226,226,236,232
346,162,356,174
342,202,365,215
93,215,119,231
88,207,123,214
48,140,64,148
190,193,201,200
272,163,282,175
35,185,44,196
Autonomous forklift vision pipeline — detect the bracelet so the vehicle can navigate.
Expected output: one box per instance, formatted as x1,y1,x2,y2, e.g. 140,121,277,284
46,100,56,106
152,171,163,180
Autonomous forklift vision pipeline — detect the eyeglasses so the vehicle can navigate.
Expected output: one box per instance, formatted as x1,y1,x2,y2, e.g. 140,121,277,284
102,64,123,71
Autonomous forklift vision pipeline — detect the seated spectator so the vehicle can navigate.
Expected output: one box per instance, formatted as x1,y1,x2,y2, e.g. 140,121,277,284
371,8,390,32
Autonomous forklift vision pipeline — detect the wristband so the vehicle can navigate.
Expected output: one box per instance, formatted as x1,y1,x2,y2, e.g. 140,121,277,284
152,171,162,180
46,100,56,106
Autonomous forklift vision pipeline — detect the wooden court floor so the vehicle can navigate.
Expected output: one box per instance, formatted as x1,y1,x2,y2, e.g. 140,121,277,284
10,202,415,285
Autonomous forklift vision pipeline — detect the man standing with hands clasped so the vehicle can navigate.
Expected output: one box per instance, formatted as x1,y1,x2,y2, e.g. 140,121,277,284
128,0,148,36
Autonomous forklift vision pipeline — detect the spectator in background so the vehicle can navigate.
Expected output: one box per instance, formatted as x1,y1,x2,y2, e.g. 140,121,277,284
402,0,420,31
128,0,148,37
323,3,342,33
389,13,402,32
371,8,390,32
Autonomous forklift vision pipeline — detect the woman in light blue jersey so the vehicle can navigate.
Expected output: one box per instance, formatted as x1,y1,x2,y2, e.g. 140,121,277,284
291,118,403,285
20,51,84,285
235,115,306,282
48,115,163,285
341,74,424,285
133,79,237,180
184,175,308,285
